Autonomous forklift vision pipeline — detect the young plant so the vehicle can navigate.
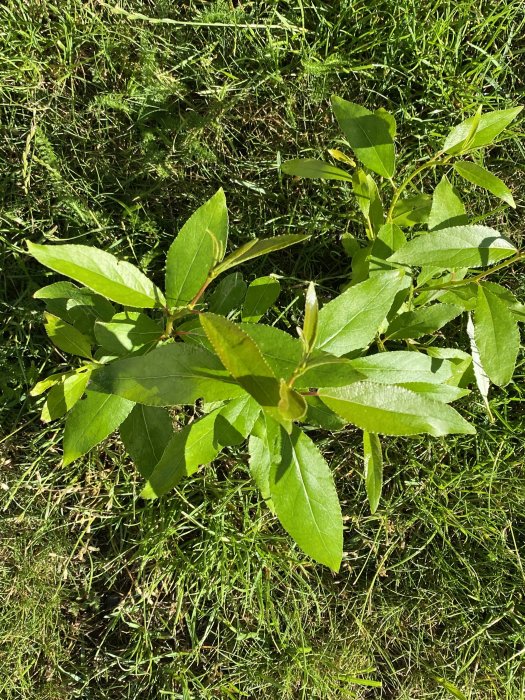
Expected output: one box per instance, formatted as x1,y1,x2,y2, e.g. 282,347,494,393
29,100,523,572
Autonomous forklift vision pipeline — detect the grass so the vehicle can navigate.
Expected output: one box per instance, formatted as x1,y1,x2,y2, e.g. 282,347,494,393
1,0,525,697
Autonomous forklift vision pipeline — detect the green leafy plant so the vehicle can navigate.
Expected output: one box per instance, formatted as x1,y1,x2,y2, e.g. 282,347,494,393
28,100,523,572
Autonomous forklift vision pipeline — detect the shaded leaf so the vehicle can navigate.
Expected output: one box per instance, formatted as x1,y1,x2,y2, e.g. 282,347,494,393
385,303,462,340
94,311,163,355
208,272,247,315
44,313,92,359
120,405,173,478
363,431,382,514
242,276,281,323
392,193,432,227
352,169,384,235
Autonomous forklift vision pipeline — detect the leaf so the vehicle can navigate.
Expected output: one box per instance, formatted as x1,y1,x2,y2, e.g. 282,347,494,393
392,194,432,227
215,394,261,446
385,303,462,340
213,234,309,277
31,371,75,396
331,96,395,178
269,424,343,571
443,107,523,154
348,351,458,385
281,158,352,181
371,223,406,260
44,313,92,359
389,225,516,269
327,148,356,166
94,312,163,356
41,369,92,422
63,391,135,465
319,383,475,436
208,272,247,315
428,176,468,231
119,405,174,478
297,356,363,388
454,161,515,208
242,276,281,323
241,323,303,379
278,379,307,421
480,281,525,321
249,414,281,508
301,281,318,352
467,313,491,416
165,189,228,307
317,270,409,356
352,169,384,236
304,396,347,430
474,285,520,387
363,431,382,514
395,382,469,404
92,343,245,406
27,242,165,308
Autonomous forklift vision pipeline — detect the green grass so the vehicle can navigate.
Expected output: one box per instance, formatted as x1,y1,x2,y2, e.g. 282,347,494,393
1,0,525,697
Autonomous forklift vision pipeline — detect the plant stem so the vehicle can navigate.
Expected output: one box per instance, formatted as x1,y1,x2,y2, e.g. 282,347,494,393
386,153,451,222
417,251,525,292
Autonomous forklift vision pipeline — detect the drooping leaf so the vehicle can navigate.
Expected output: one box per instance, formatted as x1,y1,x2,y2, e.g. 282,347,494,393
428,176,468,231
281,158,353,181
269,424,343,571
454,161,515,208
165,188,228,307
44,313,92,359
63,391,135,465
331,96,395,178
352,169,384,235
41,369,92,422
208,272,247,315
391,193,432,227
27,242,165,308
474,285,520,387
213,234,309,276
480,281,525,321
363,431,382,514
466,313,492,417
442,107,523,154
92,343,245,406
242,276,281,323
317,270,409,356
94,311,163,356
319,383,475,436
385,303,462,340
389,225,516,269
119,404,174,478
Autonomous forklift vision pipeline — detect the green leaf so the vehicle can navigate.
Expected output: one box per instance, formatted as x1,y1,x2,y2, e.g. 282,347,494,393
392,194,432,227
94,312,163,356
215,394,261,446
428,176,468,231
44,313,92,359
352,169,384,235
27,242,165,308
348,351,458,385
394,382,469,404
31,371,75,397
301,281,318,352
331,96,395,178
303,396,347,430
213,234,309,277
466,314,492,415
480,282,525,321
249,414,281,509
297,356,363,389
454,161,515,208
208,272,247,315
278,379,307,422
281,158,353,181
327,148,356,166
240,324,303,379
474,285,520,387
92,343,245,406
371,223,406,260
389,225,516,269
385,303,462,340
363,431,382,514
242,276,281,323
443,107,523,154
41,369,92,422
319,383,475,436
165,189,228,307
63,391,135,465
269,424,343,571
119,405,173,478
317,270,409,356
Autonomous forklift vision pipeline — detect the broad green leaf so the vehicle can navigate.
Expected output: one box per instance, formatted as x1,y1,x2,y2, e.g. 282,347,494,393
31,370,75,396
304,396,347,430
350,243,372,284
27,242,165,308
213,234,309,276
480,281,525,321
242,276,281,323
425,347,473,388
249,414,281,509
301,281,318,352
467,314,491,416
317,270,409,356
63,391,135,465
363,431,382,514
94,311,163,356
385,303,462,340
278,379,307,422
281,158,353,181
474,285,520,387
240,323,303,379
454,161,515,208
331,96,395,178
392,194,432,227
269,424,343,571
319,383,475,436
348,351,457,385
92,343,245,406
215,394,261,446
208,272,247,315
352,169,384,235
371,223,406,260
443,107,523,154
165,188,228,307
389,225,516,269
395,382,469,404
41,369,92,422
428,176,468,231
297,356,363,388
120,405,173,478
375,107,397,139
341,233,361,257
44,313,92,359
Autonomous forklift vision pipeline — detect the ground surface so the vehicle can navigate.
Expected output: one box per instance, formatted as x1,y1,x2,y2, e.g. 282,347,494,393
1,1,525,698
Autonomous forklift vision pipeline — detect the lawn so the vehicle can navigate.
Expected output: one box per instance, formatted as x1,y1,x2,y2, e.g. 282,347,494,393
1,0,525,698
